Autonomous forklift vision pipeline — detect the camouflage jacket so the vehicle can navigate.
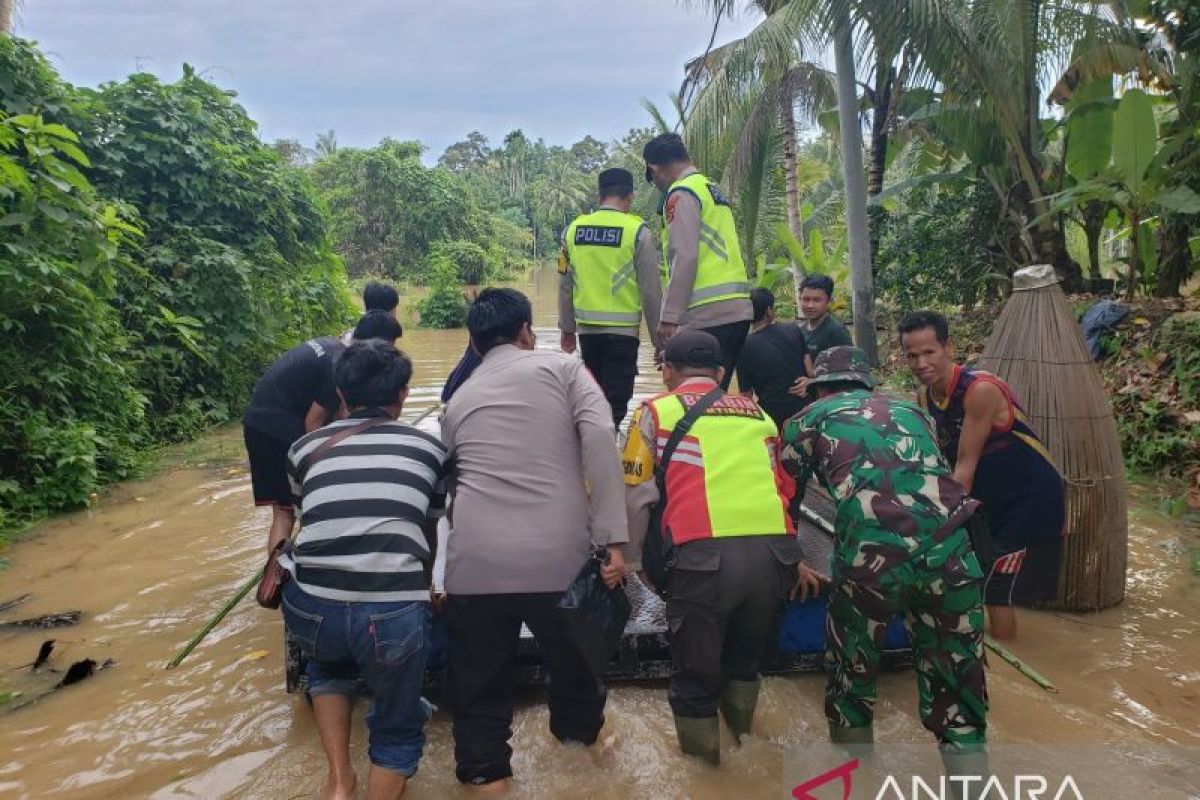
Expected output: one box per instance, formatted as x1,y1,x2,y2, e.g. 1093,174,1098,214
780,389,978,544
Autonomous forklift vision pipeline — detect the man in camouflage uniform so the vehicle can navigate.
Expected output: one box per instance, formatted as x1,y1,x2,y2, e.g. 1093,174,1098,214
780,346,988,777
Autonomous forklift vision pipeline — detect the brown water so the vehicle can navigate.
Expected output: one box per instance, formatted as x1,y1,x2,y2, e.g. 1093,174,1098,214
1,266,1198,799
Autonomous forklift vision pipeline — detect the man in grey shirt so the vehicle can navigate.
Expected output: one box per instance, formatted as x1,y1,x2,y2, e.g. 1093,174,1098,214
440,288,628,792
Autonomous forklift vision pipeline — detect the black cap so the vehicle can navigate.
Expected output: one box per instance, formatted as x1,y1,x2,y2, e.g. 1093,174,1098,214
662,330,724,369
598,168,633,195
642,133,690,166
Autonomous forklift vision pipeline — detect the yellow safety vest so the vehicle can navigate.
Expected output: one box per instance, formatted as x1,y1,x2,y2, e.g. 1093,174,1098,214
563,209,646,327
647,389,793,544
661,172,751,309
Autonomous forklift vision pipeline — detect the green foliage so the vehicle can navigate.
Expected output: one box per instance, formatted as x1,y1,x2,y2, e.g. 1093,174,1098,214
876,181,999,310
416,259,468,329
430,239,494,285
0,38,353,535
1104,312,1200,477
311,139,494,279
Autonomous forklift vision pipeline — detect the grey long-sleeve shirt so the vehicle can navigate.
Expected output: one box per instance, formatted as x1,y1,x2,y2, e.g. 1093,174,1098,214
441,344,629,594
558,207,663,349
662,168,753,329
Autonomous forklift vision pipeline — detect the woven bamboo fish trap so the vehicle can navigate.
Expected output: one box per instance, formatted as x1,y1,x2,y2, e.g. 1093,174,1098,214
976,265,1128,611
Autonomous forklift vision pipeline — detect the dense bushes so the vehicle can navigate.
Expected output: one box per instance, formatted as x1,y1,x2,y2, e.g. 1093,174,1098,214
416,259,469,329
876,181,1002,310
0,39,354,534
309,140,499,282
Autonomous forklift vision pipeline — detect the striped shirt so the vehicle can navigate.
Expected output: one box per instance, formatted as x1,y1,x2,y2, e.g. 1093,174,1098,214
283,410,449,603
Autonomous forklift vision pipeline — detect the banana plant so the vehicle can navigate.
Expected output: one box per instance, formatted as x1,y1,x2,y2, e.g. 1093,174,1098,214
1045,88,1200,298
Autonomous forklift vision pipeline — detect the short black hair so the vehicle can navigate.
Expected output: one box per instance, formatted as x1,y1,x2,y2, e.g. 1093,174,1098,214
799,274,835,298
642,132,690,165
751,287,776,323
362,281,400,312
353,310,403,342
335,340,413,409
598,168,634,199
897,310,950,344
467,288,532,355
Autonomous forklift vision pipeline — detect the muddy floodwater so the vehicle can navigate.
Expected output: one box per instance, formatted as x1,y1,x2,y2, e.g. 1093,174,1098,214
1,267,1198,799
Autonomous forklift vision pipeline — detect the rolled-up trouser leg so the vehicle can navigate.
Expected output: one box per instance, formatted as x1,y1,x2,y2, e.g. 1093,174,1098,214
521,592,608,745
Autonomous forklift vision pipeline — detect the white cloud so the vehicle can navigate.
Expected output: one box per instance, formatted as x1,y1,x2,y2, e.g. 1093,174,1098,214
22,0,759,155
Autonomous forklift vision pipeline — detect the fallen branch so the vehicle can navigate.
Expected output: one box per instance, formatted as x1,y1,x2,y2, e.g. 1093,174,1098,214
0,611,82,630
0,593,31,614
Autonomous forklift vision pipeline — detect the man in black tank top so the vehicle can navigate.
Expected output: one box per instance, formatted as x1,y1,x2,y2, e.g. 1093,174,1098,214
900,311,1066,641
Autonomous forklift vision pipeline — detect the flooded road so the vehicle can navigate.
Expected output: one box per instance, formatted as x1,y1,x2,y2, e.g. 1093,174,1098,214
1,267,1198,798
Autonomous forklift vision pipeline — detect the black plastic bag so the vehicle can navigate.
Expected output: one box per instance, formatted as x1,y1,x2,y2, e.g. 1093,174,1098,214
557,550,632,675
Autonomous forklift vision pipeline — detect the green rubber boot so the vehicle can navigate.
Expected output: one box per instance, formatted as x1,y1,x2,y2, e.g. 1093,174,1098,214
940,746,990,800
674,714,721,766
719,679,761,743
828,723,874,759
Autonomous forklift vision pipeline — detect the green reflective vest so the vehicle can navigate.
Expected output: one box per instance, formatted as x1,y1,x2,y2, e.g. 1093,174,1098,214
564,209,646,326
662,172,751,309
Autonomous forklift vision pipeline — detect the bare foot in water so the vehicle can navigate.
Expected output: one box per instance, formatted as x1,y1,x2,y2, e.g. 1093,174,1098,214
326,772,356,800
589,732,619,769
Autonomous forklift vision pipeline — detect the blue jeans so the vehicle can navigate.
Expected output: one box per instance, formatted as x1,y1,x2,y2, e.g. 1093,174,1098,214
281,580,430,776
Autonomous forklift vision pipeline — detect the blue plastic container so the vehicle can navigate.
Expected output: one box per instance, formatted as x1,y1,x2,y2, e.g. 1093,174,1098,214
777,595,910,654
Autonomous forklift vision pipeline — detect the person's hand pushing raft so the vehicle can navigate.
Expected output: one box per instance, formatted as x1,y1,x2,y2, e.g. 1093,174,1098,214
791,562,828,601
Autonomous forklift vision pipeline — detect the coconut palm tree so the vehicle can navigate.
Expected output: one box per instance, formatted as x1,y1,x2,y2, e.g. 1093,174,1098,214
314,129,338,160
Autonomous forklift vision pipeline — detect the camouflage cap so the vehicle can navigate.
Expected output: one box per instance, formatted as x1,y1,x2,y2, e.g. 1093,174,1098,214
809,345,876,389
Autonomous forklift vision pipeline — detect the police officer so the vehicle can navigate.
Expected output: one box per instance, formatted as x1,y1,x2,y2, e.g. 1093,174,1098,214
559,168,663,426
779,346,989,784
643,133,752,389
622,330,820,765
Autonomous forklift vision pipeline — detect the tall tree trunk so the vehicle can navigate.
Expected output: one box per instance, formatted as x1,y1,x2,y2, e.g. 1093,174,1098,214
1155,215,1191,297
779,84,804,252
866,65,892,274
0,0,12,35
833,11,878,365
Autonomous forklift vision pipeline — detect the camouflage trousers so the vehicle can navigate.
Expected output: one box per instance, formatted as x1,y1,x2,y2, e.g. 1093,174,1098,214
825,524,988,748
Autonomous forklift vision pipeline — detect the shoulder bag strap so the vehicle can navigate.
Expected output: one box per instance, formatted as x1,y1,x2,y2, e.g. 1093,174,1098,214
653,386,725,498
296,414,393,486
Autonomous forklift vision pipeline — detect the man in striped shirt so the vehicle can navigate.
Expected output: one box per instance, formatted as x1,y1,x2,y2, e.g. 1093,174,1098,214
281,340,447,800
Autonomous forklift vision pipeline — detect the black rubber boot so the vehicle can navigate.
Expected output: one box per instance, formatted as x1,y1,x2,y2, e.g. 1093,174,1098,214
940,746,990,800
719,679,760,743
674,714,721,766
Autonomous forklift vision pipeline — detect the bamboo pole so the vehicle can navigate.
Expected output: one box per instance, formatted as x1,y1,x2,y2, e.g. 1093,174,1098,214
166,402,444,670
985,636,1058,693
166,571,261,669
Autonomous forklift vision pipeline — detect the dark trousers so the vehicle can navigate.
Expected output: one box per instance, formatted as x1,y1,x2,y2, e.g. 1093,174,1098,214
445,593,607,785
699,320,750,391
579,333,640,428
666,537,795,718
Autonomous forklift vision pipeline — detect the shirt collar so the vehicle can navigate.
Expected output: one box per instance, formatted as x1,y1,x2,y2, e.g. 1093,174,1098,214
675,376,719,392
348,407,392,419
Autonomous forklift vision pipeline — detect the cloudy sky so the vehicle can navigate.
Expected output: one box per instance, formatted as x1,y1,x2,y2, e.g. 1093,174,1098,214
20,1,759,158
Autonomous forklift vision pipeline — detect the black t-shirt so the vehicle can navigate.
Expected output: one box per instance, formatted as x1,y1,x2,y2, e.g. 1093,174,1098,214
243,337,345,444
803,314,853,359
735,322,809,429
